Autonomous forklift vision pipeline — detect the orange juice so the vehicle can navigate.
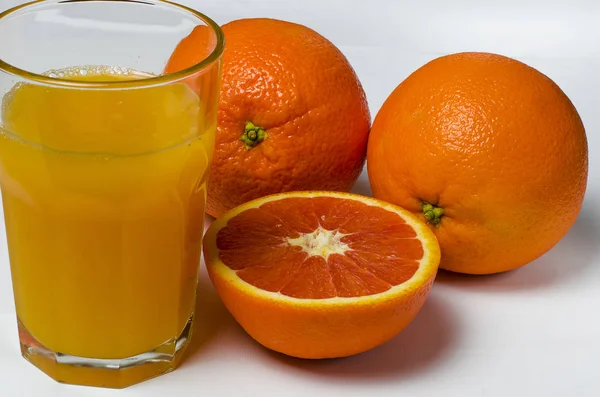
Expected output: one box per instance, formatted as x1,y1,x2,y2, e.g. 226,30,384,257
0,66,215,359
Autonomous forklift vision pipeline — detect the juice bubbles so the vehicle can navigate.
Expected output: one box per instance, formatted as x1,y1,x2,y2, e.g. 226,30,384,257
0,66,215,360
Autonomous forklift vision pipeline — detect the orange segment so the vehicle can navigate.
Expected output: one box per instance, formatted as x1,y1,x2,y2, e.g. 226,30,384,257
345,251,420,286
203,191,440,359
327,254,392,297
279,256,337,299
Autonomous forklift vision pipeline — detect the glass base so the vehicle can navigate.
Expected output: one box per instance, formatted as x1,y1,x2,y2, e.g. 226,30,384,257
17,316,193,388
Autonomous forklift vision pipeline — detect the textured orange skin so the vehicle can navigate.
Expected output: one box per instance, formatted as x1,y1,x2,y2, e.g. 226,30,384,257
168,19,370,218
207,267,434,359
367,52,588,275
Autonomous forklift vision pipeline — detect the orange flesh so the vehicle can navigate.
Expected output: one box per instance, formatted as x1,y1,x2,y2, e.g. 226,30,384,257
216,197,424,299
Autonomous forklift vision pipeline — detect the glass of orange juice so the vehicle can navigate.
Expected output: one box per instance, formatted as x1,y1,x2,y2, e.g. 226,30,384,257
0,0,223,388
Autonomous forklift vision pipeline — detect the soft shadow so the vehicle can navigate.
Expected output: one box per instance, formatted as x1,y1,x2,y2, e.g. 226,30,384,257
436,201,600,291
266,293,457,381
350,174,372,197
203,213,215,233
180,270,231,365
181,213,223,361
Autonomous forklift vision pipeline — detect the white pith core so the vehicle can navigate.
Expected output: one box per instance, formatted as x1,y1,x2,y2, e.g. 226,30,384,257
286,226,351,259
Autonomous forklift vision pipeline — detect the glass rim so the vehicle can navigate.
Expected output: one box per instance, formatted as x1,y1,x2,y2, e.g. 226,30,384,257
0,0,225,89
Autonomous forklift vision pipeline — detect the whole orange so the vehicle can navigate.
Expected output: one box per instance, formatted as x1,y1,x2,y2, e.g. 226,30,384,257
166,19,370,218
367,52,588,275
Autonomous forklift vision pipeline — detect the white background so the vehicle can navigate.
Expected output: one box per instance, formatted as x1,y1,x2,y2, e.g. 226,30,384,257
1,0,599,396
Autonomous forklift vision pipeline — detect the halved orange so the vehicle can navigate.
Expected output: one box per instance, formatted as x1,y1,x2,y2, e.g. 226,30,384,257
202,191,440,359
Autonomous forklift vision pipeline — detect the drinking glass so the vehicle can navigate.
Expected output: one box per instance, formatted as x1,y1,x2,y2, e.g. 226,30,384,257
0,0,223,388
